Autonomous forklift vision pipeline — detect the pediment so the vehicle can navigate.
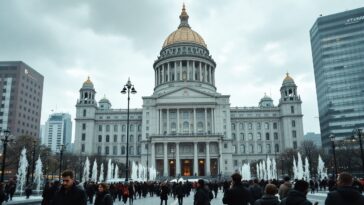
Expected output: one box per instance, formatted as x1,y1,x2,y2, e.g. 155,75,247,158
157,87,217,99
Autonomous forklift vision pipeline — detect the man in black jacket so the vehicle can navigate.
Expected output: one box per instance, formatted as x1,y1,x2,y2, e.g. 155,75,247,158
194,179,213,205
51,170,87,205
325,172,364,205
280,180,317,205
222,173,252,205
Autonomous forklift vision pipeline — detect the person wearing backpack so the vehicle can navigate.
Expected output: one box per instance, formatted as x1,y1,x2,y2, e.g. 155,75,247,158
325,172,364,205
94,183,113,205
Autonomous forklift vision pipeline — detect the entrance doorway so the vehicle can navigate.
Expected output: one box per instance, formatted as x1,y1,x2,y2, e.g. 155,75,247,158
198,159,205,176
210,159,218,176
169,159,176,177
181,159,192,176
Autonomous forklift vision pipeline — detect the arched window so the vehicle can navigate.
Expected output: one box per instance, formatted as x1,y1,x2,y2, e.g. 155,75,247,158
137,135,141,142
265,122,269,129
106,135,110,142
137,146,141,155
97,146,101,154
248,133,253,140
257,132,262,140
258,144,262,153
248,123,252,130
240,133,245,141
130,146,134,155
257,122,261,130
240,144,245,153
122,135,125,142
249,144,254,153
232,133,236,140
122,125,126,132
105,146,109,155
113,146,117,155
106,125,110,132
183,121,189,132
121,146,125,155
231,123,236,130
130,135,134,143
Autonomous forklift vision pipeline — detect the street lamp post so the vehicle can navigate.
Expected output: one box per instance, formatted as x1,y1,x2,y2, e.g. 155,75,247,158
146,143,149,181
352,128,364,174
31,140,37,184
58,144,66,180
121,78,137,182
0,129,12,182
330,134,338,178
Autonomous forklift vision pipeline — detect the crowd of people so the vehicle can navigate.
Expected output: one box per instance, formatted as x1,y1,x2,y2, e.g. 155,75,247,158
0,168,359,205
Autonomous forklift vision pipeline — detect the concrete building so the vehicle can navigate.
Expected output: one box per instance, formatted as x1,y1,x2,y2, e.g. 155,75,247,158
74,6,304,177
310,7,364,149
0,61,44,138
44,113,72,153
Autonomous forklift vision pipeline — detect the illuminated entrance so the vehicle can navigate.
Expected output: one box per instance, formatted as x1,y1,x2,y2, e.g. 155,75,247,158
169,159,176,176
181,159,193,176
198,159,205,176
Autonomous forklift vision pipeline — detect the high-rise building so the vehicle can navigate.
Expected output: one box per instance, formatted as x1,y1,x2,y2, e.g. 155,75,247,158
303,132,322,148
310,7,364,149
74,5,304,177
0,61,44,138
44,113,72,153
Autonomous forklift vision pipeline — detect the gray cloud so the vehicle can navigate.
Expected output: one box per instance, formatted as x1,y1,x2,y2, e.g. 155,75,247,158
0,0,363,137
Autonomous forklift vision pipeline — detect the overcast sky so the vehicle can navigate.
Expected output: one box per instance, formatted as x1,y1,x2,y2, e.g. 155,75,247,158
1,0,363,138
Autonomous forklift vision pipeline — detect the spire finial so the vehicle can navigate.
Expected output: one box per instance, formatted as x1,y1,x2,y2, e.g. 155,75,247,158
179,3,190,28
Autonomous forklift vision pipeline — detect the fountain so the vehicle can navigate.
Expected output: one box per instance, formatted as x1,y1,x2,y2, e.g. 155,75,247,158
16,148,28,196
241,163,251,180
33,156,43,195
304,157,310,181
82,157,90,183
99,163,104,182
296,152,304,180
272,158,277,179
106,159,112,181
149,166,157,181
131,161,137,180
293,158,297,179
114,165,119,179
317,155,328,180
91,159,98,182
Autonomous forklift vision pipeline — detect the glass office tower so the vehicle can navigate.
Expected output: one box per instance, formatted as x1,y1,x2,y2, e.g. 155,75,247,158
310,7,364,148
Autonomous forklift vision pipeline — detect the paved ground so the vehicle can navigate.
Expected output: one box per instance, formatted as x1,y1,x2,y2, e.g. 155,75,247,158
14,190,329,205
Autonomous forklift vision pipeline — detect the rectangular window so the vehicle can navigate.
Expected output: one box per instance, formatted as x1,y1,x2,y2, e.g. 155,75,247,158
274,133,278,140
83,109,86,117
81,144,85,152
234,160,238,166
266,133,270,140
113,146,117,155
224,143,227,149
292,120,296,127
82,123,86,130
114,125,118,132
114,135,117,142
81,133,86,141
98,135,102,142
99,125,102,132
292,130,297,138
291,106,295,114
293,141,297,149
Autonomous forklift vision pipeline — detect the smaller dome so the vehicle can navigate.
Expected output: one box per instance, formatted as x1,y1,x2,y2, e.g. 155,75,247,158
259,93,274,107
82,76,94,89
282,73,295,85
99,96,110,104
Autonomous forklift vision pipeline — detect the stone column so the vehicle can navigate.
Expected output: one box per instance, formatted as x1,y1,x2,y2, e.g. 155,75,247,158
151,142,155,168
157,109,160,134
176,142,180,176
159,109,163,135
206,142,210,176
219,140,223,175
163,142,168,176
199,62,202,81
161,65,164,83
177,108,180,133
167,109,170,135
204,108,208,133
155,69,157,86
209,66,212,83
193,61,196,80
167,63,170,82
194,142,198,176
193,108,197,133
173,61,177,81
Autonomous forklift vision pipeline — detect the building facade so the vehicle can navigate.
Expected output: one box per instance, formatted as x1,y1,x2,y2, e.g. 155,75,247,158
44,113,72,153
0,61,44,138
74,6,304,177
304,132,322,148
310,7,364,149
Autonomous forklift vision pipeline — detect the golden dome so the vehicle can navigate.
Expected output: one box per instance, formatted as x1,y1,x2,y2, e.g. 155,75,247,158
84,76,93,84
283,73,295,85
162,4,207,48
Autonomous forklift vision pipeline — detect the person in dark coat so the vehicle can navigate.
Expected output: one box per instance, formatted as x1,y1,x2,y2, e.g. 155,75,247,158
0,183,6,205
176,182,185,205
250,179,263,204
51,170,87,205
86,182,96,204
254,184,279,205
325,172,364,205
25,184,33,199
194,179,213,205
280,180,317,205
222,173,253,205
160,183,169,205
94,183,113,205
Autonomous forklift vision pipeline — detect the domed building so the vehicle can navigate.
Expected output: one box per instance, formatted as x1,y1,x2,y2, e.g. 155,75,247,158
74,5,304,178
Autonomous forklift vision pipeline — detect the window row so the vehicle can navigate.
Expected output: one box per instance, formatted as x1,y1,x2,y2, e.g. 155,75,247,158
95,145,141,156
231,122,279,130
232,144,280,154
231,132,279,141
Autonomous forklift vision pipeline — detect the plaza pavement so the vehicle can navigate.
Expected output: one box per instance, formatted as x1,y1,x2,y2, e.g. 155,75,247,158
17,190,329,205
